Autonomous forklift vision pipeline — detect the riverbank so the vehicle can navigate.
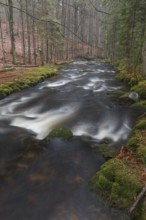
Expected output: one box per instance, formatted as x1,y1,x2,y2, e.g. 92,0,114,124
91,65,146,220
0,66,58,99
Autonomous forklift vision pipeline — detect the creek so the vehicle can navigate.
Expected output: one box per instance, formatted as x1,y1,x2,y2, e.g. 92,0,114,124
0,60,132,220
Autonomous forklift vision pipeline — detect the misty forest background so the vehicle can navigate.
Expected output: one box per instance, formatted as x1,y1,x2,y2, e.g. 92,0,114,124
0,0,146,78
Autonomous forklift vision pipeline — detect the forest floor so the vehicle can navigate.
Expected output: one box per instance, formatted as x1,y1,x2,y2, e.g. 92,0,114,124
0,66,58,99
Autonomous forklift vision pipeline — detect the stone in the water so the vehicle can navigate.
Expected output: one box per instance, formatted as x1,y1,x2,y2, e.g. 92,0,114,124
119,92,140,104
98,144,118,160
99,138,113,145
46,127,73,140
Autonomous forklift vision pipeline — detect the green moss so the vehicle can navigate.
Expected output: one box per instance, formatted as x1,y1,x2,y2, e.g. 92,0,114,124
80,69,94,72
47,127,73,140
116,72,142,86
126,136,140,149
137,146,146,165
134,119,146,130
132,101,146,112
106,90,125,97
132,199,146,220
0,66,58,99
91,158,143,209
131,80,146,99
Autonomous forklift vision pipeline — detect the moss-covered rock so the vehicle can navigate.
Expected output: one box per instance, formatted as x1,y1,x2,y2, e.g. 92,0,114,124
131,80,146,99
98,144,118,159
91,158,143,209
106,90,125,98
80,69,94,72
46,127,73,140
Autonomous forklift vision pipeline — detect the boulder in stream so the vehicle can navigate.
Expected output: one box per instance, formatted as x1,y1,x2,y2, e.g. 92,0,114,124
46,127,73,141
118,92,140,104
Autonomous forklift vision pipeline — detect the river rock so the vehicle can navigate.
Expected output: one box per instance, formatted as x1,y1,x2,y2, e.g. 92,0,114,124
46,127,73,141
98,144,118,160
118,92,140,104
99,138,113,145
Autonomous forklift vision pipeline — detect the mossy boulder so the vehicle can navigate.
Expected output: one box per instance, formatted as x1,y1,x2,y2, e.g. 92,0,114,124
91,158,143,209
98,144,118,160
46,127,73,140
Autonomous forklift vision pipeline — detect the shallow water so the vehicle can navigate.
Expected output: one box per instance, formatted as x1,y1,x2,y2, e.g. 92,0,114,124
0,60,131,220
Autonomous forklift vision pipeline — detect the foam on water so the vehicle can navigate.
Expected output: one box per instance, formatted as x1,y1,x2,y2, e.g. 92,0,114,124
40,79,71,89
72,61,88,65
72,118,131,143
11,104,79,139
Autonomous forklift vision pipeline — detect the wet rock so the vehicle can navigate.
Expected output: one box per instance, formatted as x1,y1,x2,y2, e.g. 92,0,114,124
22,136,45,149
71,82,80,86
46,127,73,141
98,144,118,160
90,143,99,149
99,138,113,145
118,92,140,104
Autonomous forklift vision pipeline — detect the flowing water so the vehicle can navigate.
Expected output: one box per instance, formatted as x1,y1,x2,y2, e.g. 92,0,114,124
0,60,132,220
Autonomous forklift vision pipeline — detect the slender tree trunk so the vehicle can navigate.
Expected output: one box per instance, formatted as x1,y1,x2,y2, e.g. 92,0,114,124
8,0,16,64
32,0,37,65
25,0,31,64
0,13,6,63
20,0,26,64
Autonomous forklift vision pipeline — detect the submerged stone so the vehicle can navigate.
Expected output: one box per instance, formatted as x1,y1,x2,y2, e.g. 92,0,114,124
46,127,73,140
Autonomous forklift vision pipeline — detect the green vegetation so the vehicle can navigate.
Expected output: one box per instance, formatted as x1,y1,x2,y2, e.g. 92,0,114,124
132,101,146,112
91,158,143,209
46,127,73,140
131,81,146,99
0,66,57,98
126,118,146,165
132,200,146,220
116,71,143,86
102,0,146,75
134,119,146,130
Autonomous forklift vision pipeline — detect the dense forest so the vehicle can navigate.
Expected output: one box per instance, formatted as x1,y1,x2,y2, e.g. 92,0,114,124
102,0,146,76
0,0,104,66
1,0,146,75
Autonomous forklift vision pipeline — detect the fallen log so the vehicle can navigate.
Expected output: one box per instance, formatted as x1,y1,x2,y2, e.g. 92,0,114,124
129,185,146,214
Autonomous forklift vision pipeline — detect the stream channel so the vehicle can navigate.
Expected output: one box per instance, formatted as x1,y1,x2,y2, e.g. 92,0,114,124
0,60,132,220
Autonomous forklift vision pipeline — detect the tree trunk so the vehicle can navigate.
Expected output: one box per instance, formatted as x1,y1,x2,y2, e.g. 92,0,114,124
0,13,6,63
20,0,26,64
8,0,16,64
25,0,31,64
